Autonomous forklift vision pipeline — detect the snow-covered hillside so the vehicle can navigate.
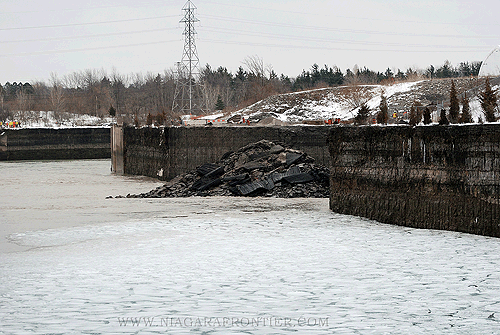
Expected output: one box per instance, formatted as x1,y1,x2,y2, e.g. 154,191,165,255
232,77,499,124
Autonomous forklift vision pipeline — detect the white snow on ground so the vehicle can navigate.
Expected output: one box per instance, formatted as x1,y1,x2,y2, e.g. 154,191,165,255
470,98,484,123
234,81,423,123
4,111,112,128
469,84,500,123
198,112,225,120
232,79,500,125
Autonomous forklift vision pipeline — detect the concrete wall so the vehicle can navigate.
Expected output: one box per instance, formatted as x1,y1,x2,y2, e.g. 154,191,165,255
118,126,331,180
328,125,500,237
111,124,124,174
0,128,111,161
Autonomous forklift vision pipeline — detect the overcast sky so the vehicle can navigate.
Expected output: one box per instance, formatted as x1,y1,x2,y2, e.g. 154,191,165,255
0,0,498,83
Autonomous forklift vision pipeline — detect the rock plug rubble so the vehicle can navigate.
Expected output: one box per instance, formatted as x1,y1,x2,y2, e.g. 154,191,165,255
124,140,329,198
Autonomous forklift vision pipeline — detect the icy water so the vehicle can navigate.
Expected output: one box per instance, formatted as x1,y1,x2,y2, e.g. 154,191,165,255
1,160,500,334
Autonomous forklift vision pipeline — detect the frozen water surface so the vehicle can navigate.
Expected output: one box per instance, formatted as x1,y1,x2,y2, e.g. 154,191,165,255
1,160,500,334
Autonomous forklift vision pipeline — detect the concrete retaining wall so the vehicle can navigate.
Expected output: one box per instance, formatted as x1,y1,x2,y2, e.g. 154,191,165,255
328,125,500,237
116,126,331,180
111,125,124,174
0,128,111,161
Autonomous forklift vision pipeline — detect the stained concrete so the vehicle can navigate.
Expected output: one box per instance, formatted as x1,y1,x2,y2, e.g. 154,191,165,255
0,128,111,161
328,124,500,237
119,126,331,181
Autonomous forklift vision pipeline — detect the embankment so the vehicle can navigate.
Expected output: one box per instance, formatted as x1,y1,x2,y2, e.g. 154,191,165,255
0,128,111,160
115,126,330,180
328,124,500,237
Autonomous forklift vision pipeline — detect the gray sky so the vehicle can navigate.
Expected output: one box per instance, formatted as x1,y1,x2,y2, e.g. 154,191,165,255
0,0,498,83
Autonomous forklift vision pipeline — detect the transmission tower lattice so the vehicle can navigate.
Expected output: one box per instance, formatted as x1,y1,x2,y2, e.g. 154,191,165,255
172,0,204,115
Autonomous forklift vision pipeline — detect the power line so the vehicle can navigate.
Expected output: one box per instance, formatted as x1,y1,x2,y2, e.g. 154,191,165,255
203,1,500,27
199,38,489,54
0,39,181,57
198,14,499,40
0,0,171,15
0,15,179,31
0,27,179,44
1,34,487,59
200,26,491,50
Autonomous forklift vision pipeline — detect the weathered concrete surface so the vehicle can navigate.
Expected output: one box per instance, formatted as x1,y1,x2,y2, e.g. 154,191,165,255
0,128,111,161
121,126,330,181
328,125,500,237
111,125,124,174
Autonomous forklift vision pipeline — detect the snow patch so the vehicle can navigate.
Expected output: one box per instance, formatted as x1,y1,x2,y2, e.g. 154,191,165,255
4,111,112,128
233,81,425,123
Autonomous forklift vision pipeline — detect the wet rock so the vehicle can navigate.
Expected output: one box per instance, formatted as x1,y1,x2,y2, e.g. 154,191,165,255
133,140,330,198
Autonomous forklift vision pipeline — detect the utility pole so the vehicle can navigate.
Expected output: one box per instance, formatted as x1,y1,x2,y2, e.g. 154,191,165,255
172,0,203,115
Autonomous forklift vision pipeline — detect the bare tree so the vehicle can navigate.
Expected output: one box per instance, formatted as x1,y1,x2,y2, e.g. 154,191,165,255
243,55,265,79
0,83,4,111
111,69,128,119
345,86,373,112
16,89,28,112
201,82,220,112
344,65,361,85
49,73,65,118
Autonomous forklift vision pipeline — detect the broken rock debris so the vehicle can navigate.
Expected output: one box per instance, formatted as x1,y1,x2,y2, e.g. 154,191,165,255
125,140,330,198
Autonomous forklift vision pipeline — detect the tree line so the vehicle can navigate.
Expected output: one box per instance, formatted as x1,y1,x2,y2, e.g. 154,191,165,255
0,58,485,125
293,60,482,90
354,77,499,126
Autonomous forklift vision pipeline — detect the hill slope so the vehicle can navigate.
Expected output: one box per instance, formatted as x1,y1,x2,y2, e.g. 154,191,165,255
233,77,499,124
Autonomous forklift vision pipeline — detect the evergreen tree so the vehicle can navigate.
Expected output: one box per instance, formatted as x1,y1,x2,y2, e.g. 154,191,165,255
395,69,406,81
423,107,432,124
108,105,116,117
235,66,247,82
459,93,473,124
438,109,449,125
146,112,153,126
376,93,388,124
384,68,394,81
214,95,225,111
354,103,370,125
155,111,165,126
426,65,435,79
479,77,498,122
436,60,455,78
471,61,482,77
449,80,460,123
22,82,34,95
409,106,419,126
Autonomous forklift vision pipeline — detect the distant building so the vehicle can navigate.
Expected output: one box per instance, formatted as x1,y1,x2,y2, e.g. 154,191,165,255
479,45,500,77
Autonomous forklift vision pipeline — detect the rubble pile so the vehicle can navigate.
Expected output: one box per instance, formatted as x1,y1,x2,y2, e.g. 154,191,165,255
129,140,330,198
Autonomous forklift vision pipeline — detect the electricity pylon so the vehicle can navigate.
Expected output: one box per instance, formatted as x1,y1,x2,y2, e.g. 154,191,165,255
172,0,204,115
